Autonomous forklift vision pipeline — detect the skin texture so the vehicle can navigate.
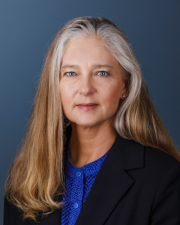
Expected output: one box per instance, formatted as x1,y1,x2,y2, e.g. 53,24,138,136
60,35,126,167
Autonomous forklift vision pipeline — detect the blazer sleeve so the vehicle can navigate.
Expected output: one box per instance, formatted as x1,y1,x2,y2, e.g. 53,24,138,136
3,197,22,225
4,197,10,224
4,197,16,225
3,197,35,225
3,196,61,225
150,161,180,225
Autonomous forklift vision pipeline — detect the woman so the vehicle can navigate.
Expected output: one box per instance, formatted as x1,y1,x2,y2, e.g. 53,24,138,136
4,17,180,225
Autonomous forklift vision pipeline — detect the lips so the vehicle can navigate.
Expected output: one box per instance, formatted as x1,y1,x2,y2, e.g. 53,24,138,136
76,103,98,111
77,103,98,106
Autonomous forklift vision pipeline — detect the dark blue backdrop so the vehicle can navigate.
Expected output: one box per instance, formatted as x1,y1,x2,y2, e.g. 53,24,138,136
0,0,180,223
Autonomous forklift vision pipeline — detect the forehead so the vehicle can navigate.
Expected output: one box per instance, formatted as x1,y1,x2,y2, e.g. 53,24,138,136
61,35,119,66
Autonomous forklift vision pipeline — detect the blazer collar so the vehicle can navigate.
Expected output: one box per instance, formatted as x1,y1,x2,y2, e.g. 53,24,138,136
64,125,144,225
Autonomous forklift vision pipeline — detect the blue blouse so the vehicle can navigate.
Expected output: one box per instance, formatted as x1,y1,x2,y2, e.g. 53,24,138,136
60,142,110,225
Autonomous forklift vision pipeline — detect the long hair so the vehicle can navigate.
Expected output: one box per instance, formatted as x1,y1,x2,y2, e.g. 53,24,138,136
5,16,180,221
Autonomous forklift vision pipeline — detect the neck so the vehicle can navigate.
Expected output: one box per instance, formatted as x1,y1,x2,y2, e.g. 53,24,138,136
69,121,117,168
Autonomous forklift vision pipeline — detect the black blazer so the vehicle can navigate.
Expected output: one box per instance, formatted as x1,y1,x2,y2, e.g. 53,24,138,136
4,128,180,225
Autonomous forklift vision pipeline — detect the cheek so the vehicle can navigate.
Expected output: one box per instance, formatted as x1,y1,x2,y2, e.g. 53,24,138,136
59,82,72,111
102,85,121,108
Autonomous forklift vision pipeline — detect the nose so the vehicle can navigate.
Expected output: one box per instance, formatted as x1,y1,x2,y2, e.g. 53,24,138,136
78,74,96,96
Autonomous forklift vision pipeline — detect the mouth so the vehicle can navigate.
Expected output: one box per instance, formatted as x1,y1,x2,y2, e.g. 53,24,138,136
76,103,98,111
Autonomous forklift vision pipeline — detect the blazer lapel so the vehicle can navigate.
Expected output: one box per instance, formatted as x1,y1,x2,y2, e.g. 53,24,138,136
73,132,144,225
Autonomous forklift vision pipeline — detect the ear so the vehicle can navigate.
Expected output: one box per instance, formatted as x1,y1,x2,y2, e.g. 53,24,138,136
120,82,127,100
121,93,127,99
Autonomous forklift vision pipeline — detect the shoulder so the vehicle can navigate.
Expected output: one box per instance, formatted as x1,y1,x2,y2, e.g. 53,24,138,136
117,137,180,197
114,134,180,173
114,134,180,181
143,144,180,174
131,141,180,190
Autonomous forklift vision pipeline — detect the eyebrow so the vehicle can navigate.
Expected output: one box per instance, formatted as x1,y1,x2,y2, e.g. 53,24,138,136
61,65,79,69
61,64,114,70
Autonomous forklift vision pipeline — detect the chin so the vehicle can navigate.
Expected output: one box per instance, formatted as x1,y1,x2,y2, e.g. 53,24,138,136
75,122,98,128
72,119,106,129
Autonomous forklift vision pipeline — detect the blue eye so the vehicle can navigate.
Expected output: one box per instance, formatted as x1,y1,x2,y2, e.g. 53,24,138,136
65,71,76,76
98,71,109,76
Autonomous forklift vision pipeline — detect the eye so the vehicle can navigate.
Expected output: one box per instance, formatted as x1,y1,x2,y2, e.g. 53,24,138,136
97,71,109,77
64,71,76,77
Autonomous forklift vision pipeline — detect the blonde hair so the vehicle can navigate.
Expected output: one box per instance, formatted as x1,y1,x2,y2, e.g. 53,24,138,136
5,16,180,221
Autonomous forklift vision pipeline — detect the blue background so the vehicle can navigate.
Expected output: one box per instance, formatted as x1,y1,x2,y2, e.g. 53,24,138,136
0,0,180,222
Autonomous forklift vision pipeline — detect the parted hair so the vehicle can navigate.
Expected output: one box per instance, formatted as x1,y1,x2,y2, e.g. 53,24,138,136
5,16,180,221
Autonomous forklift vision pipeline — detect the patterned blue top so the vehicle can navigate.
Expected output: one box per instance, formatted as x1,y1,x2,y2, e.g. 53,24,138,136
60,142,110,225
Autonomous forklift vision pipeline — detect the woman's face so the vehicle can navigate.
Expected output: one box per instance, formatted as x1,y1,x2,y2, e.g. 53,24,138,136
60,35,126,128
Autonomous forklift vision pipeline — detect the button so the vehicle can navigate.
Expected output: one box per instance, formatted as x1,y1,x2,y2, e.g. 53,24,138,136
74,203,78,208
76,171,81,177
